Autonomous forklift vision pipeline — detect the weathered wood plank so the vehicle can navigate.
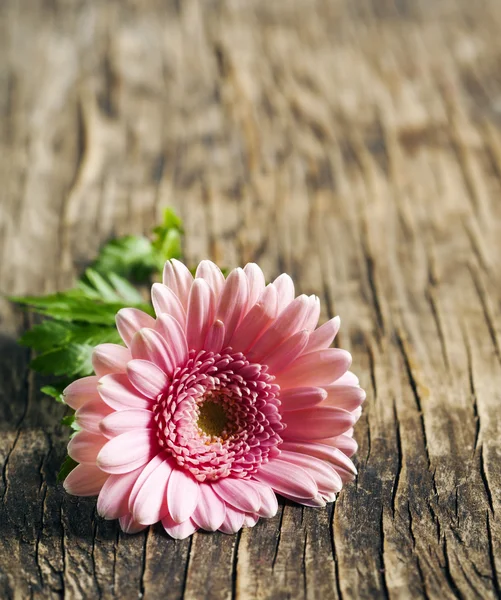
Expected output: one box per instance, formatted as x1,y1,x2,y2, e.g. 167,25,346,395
1,0,501,598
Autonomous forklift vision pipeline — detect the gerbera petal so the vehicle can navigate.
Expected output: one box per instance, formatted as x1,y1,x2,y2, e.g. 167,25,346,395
98,373,151,411
243,514,260,527
151,283,186,328
254,459,318,499
162,514,198,539
230,284,278,353
282,406,356,440
243,263,266,307
68,431,106,464
216,268,249,347
132,458,172,525
75,399,114,435
211,478,261,513
196,260,225,300
128,454,166,509
204,319,225,354
318,434,358,457
192,484,226,531
280,494,327,508
130,328,176,375
334,371,359,386
97,430,155,474
261,330,309,375
167,468,200,523
92,344,131,378
273,273,295,313
305,316,340,353
64,464,108,496
97,467,144,519
323,384,366,411
280,442,357,480
116,308,156,348
154,314,188,367
279,386,327,411
163,259,193,310
219,506,245,535
275,348,352,389
251,482,278,518
246,295,311,362
351,406,362,424
126,360,169,399
99,409,154,438
278,450,343,495
63,376,100,410
186,279,215,351
303,296,321,331
119,514,148,534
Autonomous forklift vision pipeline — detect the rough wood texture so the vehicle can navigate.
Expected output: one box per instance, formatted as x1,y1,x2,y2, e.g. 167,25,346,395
1,0,501,598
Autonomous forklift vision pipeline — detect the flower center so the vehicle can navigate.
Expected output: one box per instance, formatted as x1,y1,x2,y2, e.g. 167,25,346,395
152,349,284,481
197,398,228,440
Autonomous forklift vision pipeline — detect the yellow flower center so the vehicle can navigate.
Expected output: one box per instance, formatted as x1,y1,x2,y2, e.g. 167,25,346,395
197,400,228,439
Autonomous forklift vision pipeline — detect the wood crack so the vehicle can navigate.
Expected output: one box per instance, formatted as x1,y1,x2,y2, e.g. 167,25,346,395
442,536,464,600
396,331,433,473
330,504,343,600
486,511,501,598
378,508,390,600
180,535,194,599
391,399,403,517
271,505,286,571
231,529,242,600
139,528,149,599
468,266,501,364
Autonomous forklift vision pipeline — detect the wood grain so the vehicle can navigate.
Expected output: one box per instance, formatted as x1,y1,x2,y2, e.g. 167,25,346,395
1,0,501,598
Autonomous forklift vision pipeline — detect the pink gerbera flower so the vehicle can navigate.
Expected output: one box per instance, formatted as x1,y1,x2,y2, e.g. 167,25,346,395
63,260,364,538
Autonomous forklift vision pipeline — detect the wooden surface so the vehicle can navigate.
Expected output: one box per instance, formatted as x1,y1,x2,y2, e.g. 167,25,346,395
1,0,501,598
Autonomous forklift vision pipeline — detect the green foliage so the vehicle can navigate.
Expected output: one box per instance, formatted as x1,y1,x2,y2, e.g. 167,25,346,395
61,413,79,432
13,276,153,325
12,208,182,384
87,235,157,282
151,208,183,268
40,384,68,404
31,343,94,377
19,321,71,354
10,207,185,481
88,207,183,281
57,456,78,482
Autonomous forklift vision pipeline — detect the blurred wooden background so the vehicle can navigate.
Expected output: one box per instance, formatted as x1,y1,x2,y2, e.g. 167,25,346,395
1,0,501,598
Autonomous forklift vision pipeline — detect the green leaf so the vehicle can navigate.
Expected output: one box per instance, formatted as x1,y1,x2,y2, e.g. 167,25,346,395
19,321,71,353
12,291,153,324
161,207,184,232
90,235,157,281
61,413,79,431
156,229,182,266
41,384,68,403
151,208,184,264
21,320,122,354
107,272,144,304
31,343,94,377
79,268,144,304
88,208,184,282
68,323,122,346
58,456,78,482
83,269,122,302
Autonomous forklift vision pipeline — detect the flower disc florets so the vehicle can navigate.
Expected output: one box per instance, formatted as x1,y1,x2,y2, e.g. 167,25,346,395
154,349,283,481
